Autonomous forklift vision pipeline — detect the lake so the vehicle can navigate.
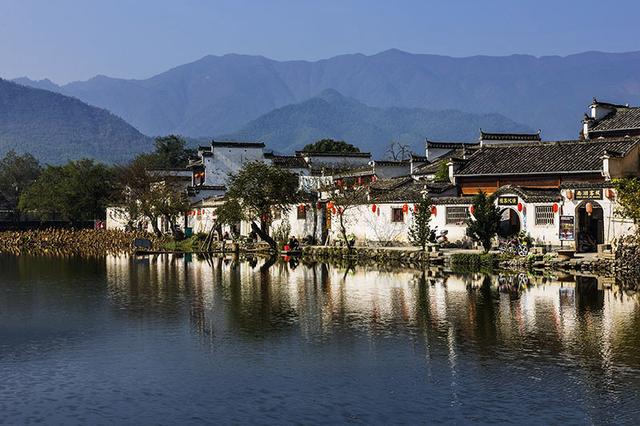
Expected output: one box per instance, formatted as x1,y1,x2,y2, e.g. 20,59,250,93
1,254,639,425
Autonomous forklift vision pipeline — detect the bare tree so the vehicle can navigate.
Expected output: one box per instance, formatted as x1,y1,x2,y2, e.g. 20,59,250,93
386,141,412,161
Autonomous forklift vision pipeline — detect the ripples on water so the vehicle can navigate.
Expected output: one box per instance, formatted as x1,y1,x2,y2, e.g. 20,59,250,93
1,253,640,424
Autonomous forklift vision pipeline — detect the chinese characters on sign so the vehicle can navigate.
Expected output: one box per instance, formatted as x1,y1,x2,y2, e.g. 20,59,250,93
498,196,518,206
573,188,602,200
559,215,575,241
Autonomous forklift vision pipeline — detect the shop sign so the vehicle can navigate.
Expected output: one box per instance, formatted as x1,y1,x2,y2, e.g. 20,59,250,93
559,215,575,241
498,196,518,206
574,188,602,200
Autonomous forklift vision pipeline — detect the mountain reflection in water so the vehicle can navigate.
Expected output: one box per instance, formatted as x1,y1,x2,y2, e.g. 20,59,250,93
1,253,639,424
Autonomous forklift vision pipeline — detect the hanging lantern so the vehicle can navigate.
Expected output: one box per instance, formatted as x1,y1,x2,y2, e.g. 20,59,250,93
606,188,615,199
469,205,476,215
431,205,437,216
517,202,523,212
327,201,334,209
413,204,419,212
586,202,593,216
372,204,377,213
402,203,409,214
357,177,362,185
332,206,337,215
552,203,559,213
566,190,574,200
316,202,322,210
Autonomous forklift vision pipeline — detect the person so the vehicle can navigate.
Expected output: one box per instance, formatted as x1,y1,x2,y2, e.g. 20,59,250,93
288,236,300,251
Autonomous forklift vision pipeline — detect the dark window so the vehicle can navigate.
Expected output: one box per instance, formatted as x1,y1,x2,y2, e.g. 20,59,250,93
391,208,404,223
297,205,307,220
446,206,469,225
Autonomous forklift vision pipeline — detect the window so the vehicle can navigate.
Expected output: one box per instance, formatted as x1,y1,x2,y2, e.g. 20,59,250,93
391,208,404,223
535,205,554,225
297,205,307,220
446,206,470,225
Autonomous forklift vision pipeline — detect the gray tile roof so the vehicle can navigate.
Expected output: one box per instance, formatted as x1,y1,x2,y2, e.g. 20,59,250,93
480,131,541,141
590,107,640,132
456,139,639,176
369,177,455,202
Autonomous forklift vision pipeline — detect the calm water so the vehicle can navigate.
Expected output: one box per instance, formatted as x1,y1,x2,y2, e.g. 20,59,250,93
1,254,640,425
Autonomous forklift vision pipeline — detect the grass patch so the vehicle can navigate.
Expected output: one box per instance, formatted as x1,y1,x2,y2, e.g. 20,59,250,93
161,235,201,252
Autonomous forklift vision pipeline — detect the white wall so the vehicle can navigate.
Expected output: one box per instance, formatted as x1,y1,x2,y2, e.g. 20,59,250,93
203,146,265,186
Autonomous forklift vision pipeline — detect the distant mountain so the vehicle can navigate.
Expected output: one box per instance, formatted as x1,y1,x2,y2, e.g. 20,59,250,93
15,50,640,141
223,89,533,156
0,79,152,163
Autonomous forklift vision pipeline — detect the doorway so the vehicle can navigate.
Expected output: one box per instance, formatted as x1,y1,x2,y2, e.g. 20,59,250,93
576,201,604,253
498,208,521,238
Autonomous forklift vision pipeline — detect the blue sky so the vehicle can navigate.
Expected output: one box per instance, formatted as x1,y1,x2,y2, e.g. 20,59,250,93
2,0,639,83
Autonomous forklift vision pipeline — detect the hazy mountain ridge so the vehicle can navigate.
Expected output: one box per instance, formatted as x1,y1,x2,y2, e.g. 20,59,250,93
0,79,153,163
223,89,533,156
14,49,640,140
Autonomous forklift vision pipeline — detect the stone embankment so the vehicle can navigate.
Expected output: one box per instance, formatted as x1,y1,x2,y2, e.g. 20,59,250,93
0,229,170,256
615,235,640,289
302,246,433,269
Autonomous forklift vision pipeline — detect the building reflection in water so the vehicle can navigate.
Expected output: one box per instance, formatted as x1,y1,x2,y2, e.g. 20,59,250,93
105,254,640,372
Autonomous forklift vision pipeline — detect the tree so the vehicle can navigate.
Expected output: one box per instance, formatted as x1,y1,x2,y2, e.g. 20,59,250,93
302,139,360,153
136,135,195,169
0,150,42,214
224,161,300,248
386,141,411,161
328,186,367,250
409,198,433,250
19,159,115,222
613,178,640,227
115,155,189,237
434,161,450,183
465,191,501,252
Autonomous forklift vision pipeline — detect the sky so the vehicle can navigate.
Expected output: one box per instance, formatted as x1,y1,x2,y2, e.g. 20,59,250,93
2,0,640,84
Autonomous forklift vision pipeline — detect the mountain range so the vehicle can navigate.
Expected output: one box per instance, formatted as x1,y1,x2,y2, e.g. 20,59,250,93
224,89,532,156
0,79,152,163
14,49,640,141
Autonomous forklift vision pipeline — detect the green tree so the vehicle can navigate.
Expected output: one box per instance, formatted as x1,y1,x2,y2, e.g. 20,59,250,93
466,191,501,252
19,159,115,221
302,139,361,153
0,150,42,214
409,198,433,250
224,161,300,247
434,161,450,182
613,178,640,227
136,135,195,169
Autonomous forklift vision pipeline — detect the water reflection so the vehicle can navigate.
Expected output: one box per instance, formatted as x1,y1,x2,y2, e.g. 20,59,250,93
2,253,640,424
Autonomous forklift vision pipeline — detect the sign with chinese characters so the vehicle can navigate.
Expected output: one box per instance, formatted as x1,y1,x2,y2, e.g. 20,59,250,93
498,196,518,206
573,188,602,200
559,215,575,241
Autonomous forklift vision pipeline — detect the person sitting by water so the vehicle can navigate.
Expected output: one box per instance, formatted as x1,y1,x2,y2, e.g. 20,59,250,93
288,236,300,251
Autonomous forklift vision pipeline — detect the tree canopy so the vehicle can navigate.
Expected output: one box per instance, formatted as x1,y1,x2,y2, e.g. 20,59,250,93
135,135,195,169
0,150,42,210
224,161,300,234
19,159,115,221
409,198,433,250
301,139,361,153
613,178,640,227
466,191,501,252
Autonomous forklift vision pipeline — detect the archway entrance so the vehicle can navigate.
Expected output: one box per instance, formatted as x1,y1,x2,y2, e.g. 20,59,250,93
576,201,604,253
498,208,521,238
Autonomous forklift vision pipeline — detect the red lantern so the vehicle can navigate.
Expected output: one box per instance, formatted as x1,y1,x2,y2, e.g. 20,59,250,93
517,202,523,212
586,202,593,216
606,188,615,199
316,202,322,210
357,177,362,185
332,207,337,215
402,203,409,213
413,204,419,212
372,204,377,213
552,203,559,213
566,190,574,200
469,205,476,215
327,201,334,209
431,205,437,216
